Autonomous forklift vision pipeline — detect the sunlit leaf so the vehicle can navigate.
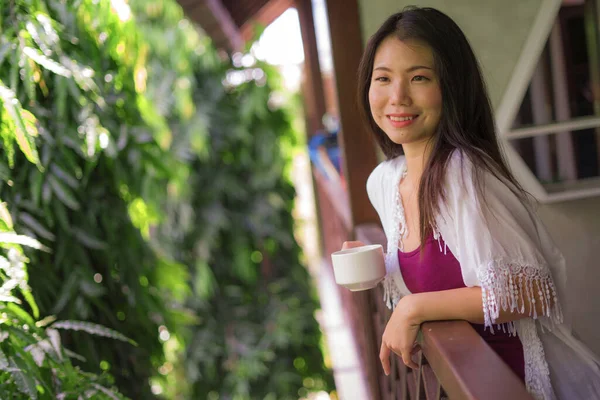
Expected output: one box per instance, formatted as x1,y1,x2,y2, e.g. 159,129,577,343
21,289,40,319
0,294,21,303
23,46,71,77
0,202,13,230
6,303,35,326
0,81,41,167
34,316,56,328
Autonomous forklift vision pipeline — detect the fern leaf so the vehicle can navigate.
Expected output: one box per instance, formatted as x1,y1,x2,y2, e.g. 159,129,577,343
92,383,126,400
9,357,37,399
18,212,55,242
45,328,63,361
0,347,9,370
51,321,137,346
47,174,80,210
63,347,86,362
26,344,46,367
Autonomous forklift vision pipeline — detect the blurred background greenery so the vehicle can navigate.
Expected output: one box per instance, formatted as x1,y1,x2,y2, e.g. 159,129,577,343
0,0,333,398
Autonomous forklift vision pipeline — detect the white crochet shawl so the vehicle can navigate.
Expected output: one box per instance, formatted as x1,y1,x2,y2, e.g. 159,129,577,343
366,151,600,400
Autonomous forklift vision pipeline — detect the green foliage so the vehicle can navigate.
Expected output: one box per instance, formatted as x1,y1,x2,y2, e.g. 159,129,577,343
0,204,129,399
0,0,186,397
0,0,333,398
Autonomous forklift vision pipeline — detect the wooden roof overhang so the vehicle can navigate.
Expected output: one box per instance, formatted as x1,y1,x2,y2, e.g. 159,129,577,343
176,0,294,52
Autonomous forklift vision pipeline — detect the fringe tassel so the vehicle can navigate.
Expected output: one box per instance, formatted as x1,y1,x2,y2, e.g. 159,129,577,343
479,260,563,333
383,276,393,309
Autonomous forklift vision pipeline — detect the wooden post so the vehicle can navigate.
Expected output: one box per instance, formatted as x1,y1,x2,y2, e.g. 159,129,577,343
325,0,379,228
296,0,327,135
325,1,381,399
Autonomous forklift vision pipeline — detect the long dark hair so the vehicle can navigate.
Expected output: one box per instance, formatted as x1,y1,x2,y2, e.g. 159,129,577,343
357,6,527,246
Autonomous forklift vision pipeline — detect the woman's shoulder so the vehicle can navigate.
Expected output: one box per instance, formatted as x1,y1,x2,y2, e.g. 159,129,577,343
443,148,531,208
371,155,405,178
367,155,404,207
445,148,506,186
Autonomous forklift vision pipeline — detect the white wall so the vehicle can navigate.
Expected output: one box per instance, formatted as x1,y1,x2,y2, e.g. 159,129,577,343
539,199,600,356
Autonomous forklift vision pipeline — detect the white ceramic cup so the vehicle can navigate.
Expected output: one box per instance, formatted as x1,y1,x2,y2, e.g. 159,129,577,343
331,244,385,291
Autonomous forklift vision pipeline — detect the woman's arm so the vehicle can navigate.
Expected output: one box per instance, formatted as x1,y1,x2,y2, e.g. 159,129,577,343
379,286,551,375
408,285,551,325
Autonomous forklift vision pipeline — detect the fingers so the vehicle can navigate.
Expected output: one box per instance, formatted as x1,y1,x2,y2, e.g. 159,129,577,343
411,343,421,355
402,346,419,370
379,341,391,376
341,241,364,250
380,342,420,376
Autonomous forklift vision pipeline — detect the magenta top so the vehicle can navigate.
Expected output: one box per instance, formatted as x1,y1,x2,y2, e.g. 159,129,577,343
398,234,525,381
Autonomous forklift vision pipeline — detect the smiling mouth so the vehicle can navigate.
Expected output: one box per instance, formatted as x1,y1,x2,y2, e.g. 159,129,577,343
388,115,417,122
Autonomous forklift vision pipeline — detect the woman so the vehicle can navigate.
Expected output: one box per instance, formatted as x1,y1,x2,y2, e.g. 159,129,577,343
343,7,600,399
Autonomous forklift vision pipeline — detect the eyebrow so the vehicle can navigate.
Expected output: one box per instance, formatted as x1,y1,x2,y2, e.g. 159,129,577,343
373,65,433,73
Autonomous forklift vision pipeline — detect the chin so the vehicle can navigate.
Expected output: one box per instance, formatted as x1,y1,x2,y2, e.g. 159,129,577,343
384,133,408,145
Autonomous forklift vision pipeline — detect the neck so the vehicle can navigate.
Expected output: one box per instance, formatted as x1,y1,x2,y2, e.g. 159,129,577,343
402,139,434,184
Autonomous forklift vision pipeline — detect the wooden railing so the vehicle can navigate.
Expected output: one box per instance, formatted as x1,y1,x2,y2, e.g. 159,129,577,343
313,166,534,400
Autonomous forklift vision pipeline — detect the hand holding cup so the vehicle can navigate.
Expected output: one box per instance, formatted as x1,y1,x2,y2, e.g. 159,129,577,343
331,241,386,291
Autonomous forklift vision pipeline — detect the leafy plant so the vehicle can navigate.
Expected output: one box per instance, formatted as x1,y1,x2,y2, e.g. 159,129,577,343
0,0,187,397
0,0,333,398
0,139,128,398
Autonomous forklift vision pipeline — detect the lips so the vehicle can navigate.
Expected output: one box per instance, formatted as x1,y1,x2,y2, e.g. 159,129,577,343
387,114,419,128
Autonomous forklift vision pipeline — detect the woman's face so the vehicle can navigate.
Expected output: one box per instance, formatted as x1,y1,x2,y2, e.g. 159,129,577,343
368,37,442,146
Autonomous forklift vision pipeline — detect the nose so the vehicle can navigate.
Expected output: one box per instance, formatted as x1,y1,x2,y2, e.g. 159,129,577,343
390,80,412,106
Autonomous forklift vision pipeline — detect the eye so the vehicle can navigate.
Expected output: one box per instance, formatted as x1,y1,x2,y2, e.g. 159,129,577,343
412,75,429,82
374,76,390,83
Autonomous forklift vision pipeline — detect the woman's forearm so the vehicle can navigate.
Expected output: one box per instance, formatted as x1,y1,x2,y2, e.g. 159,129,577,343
408,286,549,325
409,287,485,324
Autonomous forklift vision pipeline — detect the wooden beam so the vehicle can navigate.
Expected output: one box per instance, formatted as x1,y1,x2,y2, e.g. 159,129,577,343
203,0,244,51
240,0,295,42
178,0,244,52
296,0,327,135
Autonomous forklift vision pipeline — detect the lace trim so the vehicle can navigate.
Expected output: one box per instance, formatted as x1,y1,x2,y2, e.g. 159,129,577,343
382,270,401,309
478,259,563,334
382,162,407,310
515,319,557,400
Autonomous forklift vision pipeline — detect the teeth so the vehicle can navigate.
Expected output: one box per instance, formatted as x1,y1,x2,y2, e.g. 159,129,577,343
390,116,415,122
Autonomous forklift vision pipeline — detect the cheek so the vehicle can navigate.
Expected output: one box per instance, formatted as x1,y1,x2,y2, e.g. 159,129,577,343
416,87,443,119
427,87,443,111
368,88,384,116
